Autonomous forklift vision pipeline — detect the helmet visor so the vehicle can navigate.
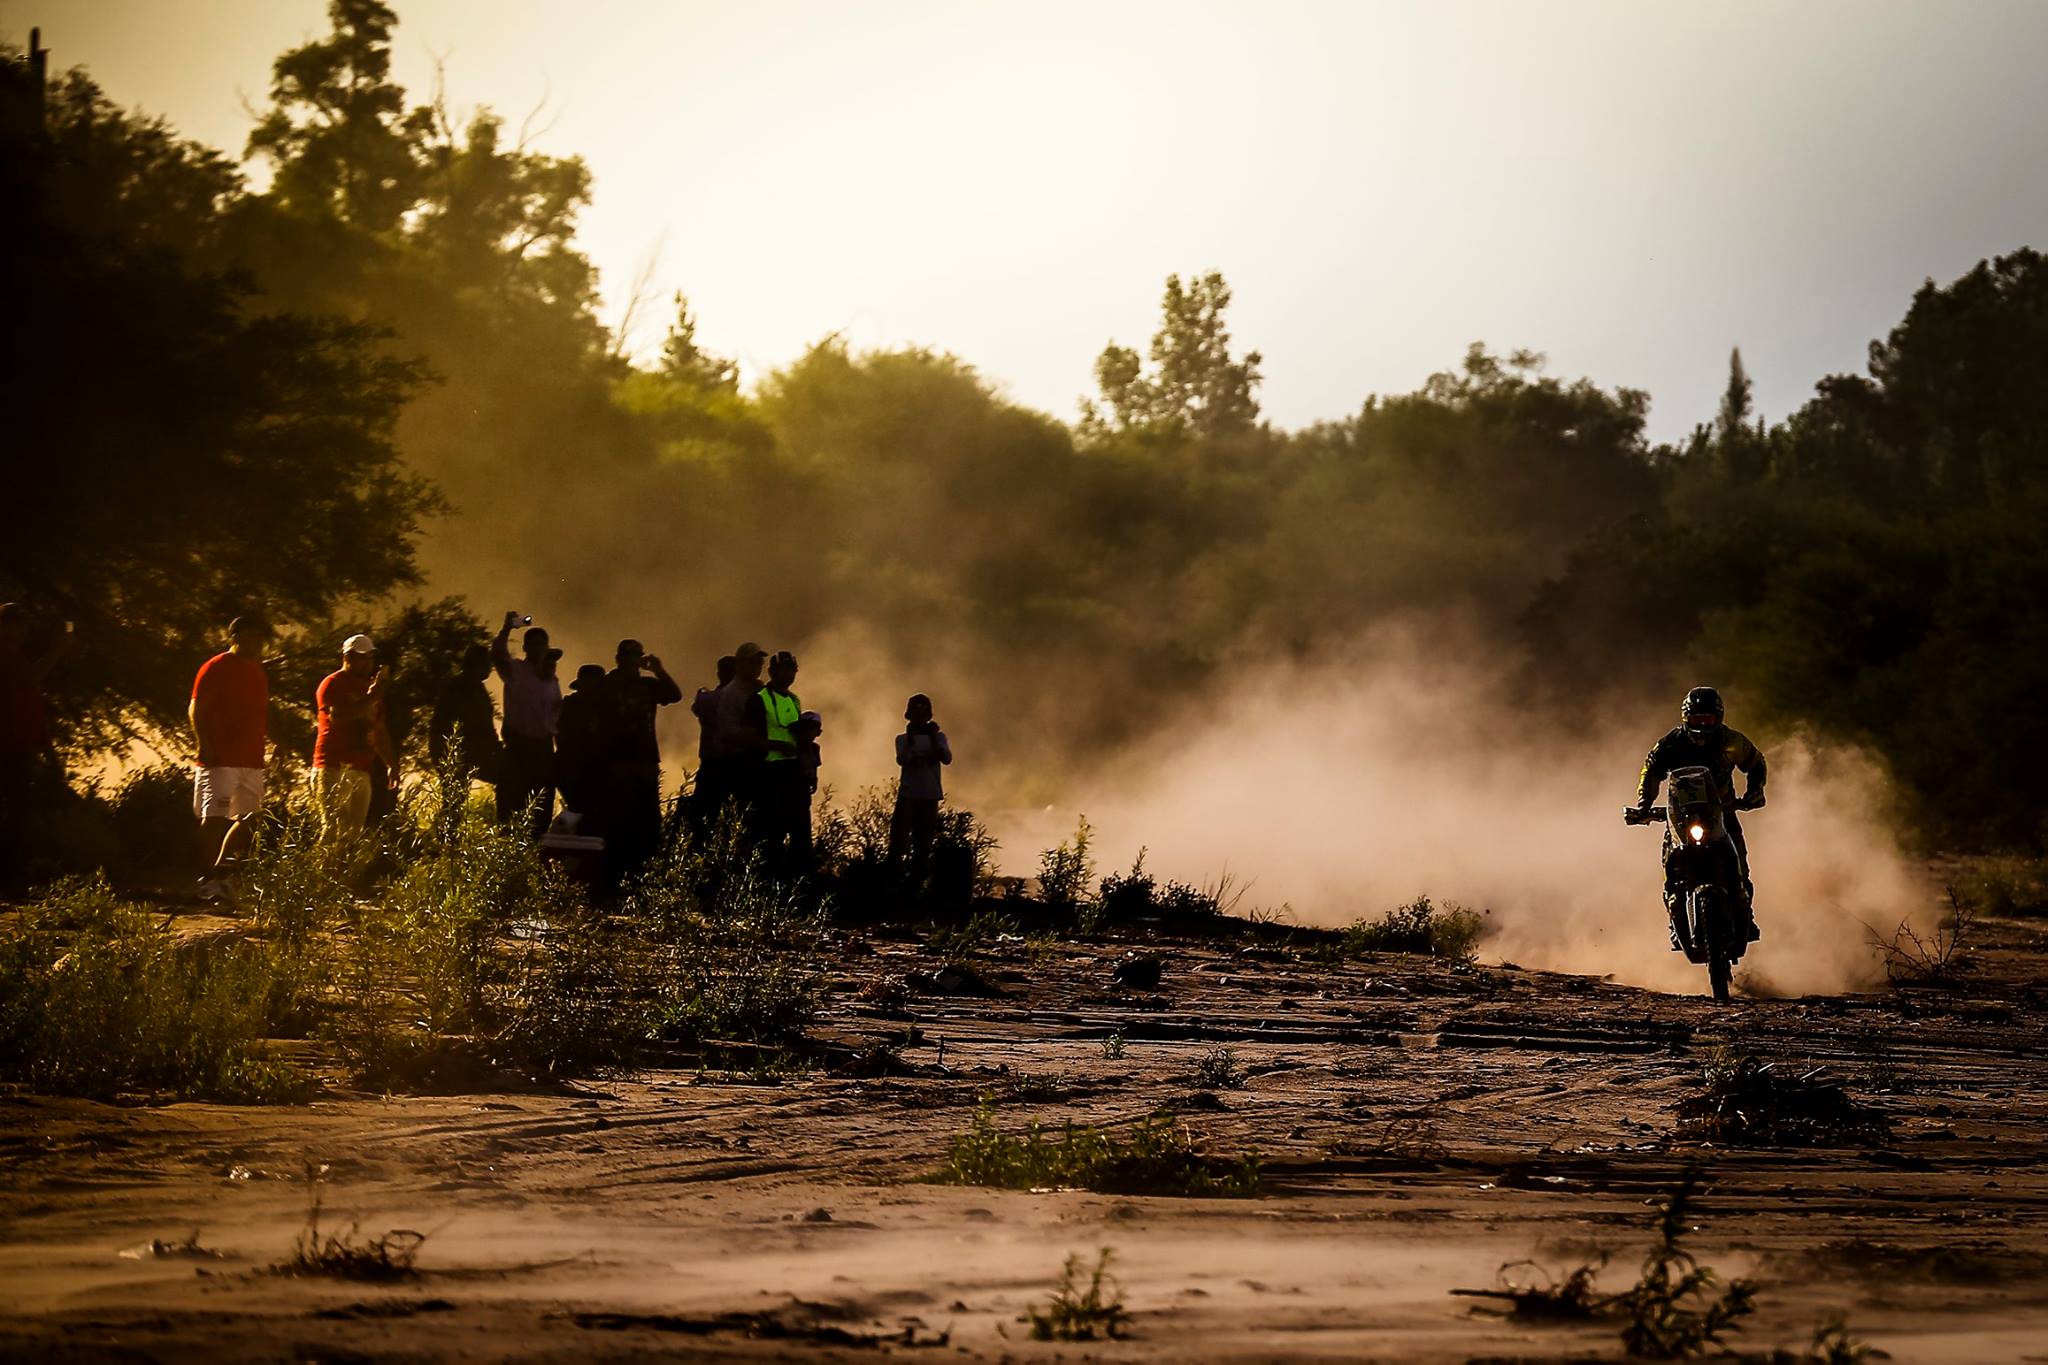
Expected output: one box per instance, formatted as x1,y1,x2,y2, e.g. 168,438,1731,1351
1685,714,1722,730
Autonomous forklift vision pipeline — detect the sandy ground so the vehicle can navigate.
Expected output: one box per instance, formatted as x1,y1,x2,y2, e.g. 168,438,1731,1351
3,901,2048,1362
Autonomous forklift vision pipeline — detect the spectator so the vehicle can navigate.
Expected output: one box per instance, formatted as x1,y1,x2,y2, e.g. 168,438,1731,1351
889,693,952,883
795,709,824,797
599,638,681,880
0,603,68,884
429,643,501,831
698,642,768,834
313,634,396,841
755,650,809,869
492,611,562,836
687,654,736,835
365,639,418,829
554,663,609,821
189,615,273,901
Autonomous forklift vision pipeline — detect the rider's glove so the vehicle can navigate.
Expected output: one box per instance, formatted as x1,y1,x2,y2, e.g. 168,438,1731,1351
1740,792,1766,810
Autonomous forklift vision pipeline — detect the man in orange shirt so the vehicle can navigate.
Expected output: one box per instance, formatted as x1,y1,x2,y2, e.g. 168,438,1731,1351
313,634,397,840
190,615,272,900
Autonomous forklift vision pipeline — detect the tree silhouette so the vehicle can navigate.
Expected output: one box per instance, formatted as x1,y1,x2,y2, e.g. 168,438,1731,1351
1084,271,1263,439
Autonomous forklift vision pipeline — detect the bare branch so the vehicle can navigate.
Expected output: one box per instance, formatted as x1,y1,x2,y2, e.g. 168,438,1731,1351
606,232,667,361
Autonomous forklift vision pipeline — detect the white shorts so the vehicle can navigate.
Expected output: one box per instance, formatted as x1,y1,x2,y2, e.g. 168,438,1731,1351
193,766,265,822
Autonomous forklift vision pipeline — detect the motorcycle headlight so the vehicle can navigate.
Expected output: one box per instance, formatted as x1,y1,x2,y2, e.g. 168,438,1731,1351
1688,823,1706,844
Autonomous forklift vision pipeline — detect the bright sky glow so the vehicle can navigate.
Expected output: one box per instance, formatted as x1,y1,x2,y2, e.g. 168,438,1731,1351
10,0,2048,441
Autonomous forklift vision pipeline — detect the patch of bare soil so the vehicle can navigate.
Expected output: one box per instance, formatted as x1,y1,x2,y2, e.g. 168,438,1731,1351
3,894,2047,1361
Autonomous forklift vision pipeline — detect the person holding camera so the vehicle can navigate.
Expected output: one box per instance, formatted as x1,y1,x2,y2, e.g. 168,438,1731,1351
889,692,952,884
312,634,397,841
599,637,681,879
492,610,562,836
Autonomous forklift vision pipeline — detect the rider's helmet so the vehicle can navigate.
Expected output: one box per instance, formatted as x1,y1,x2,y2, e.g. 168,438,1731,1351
1681,686,1724,745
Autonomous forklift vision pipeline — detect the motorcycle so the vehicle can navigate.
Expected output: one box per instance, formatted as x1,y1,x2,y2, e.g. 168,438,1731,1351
1623,764,1756,1002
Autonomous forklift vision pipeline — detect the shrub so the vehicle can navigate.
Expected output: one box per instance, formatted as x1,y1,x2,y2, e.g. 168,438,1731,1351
1037,814,1095,912
237,799,353,1030
1865,891,1973,986
812,783,894,875
106,762,203,882
275,1167,425,1281
1950,856,2047,919
500,894,655,1078
1675,1048,1892,1147
635,852,828,1047
377,810,543,1033
936,1100,1260,1197
1193,1046,1246,1090
1452,1255,1611,1320
1617,1173,1756,1358
1030,1248,1129,1341
1097,849,1222,925
0,875,308,1101
924,906,1018,963
1341,895,1489,961
929,805,1000,907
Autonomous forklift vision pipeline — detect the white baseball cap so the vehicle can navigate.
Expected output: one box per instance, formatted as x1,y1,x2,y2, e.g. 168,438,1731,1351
341,633,377,656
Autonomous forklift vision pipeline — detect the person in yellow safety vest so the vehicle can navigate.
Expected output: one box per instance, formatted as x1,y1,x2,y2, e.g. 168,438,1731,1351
755,650,810,868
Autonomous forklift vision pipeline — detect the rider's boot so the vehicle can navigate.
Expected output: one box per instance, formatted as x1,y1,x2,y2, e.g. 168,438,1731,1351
1741,882,1760,942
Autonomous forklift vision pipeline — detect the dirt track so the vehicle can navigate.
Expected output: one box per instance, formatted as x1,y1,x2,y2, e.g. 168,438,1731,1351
4,906,2047,1362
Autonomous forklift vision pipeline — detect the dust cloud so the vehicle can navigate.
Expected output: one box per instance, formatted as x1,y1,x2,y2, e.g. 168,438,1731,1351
473,582,1927,1000
990,625,1928,998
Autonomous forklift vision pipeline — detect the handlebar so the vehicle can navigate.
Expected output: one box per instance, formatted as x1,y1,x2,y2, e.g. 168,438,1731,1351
1624,796,1764,826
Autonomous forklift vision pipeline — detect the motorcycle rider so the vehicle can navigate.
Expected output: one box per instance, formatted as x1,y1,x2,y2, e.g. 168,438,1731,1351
1633,686,1767,941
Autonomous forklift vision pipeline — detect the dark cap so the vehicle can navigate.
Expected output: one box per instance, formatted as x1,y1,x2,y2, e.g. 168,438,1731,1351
769,649,798,668
229,614,273,638
735,640,767,660
571,663,606,690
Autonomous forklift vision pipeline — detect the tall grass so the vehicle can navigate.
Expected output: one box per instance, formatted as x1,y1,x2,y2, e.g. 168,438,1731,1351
4,760,850,1098
628,829,827,1046
0,876,308,1101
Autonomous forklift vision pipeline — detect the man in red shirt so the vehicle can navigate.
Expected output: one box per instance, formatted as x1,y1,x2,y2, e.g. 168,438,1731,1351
314,634,397,840
190,615,273,900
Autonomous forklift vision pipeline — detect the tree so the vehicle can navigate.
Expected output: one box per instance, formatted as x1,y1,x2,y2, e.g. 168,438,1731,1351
245,0,431,233
1714,347,1767,482
1,69,437,753
660,292,739,391
1715,347,1752,440
1083,271,1263,439
412,96,597,311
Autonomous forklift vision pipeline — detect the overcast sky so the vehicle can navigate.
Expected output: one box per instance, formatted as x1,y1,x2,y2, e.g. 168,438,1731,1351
10,0,2047,442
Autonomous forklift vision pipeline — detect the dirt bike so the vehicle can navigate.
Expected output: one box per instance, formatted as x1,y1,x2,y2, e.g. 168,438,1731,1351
1623,764,1756,1003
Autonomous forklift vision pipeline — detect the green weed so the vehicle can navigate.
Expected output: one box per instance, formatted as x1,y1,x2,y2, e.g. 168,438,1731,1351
936,1099,1260,1197
275,1166,425,1281
0,876,310,1102
1037,815,1095,914
924,906,1018,963
1617,1172,1757,1359
1029,1247,1129,1341
1193,1045,1246,1090
1340,895,1490,961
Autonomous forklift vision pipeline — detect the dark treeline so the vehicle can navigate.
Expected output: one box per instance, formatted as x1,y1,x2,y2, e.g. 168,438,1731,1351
4,2,2045,850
